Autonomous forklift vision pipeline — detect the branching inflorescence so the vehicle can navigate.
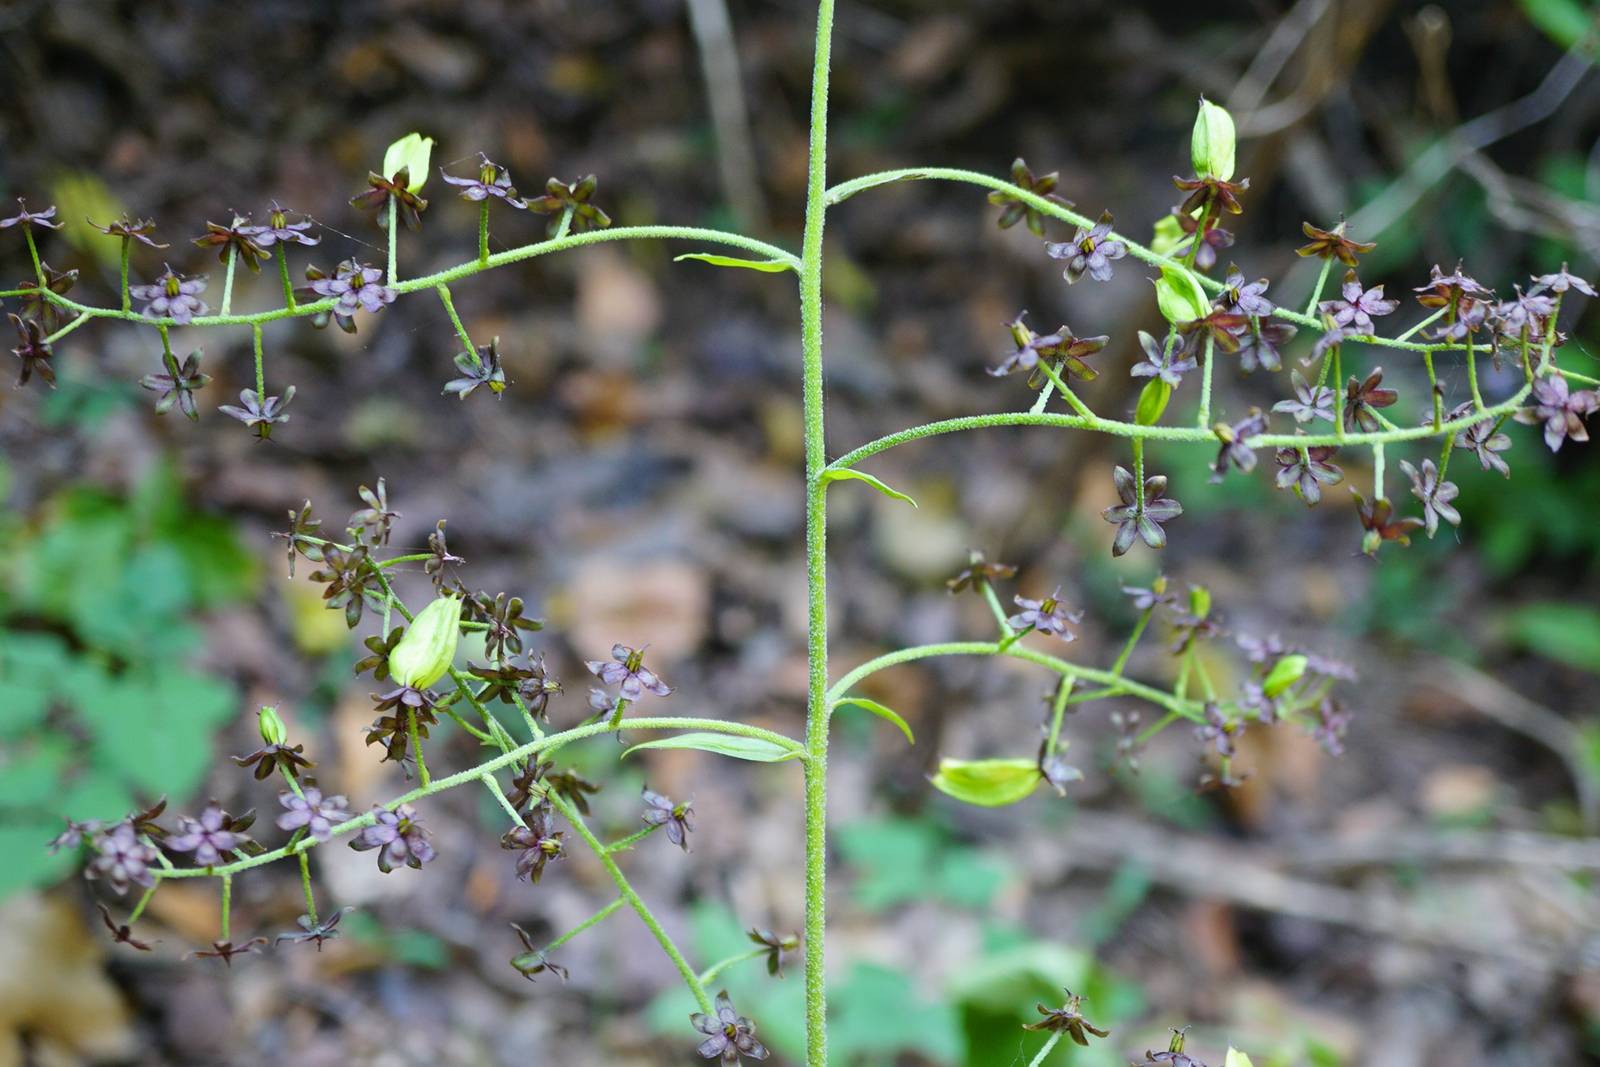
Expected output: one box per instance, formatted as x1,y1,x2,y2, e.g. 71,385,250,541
21,13,1597,1067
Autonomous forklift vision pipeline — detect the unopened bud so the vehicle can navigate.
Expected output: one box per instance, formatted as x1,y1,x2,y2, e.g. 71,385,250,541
1191,97,1237,181
258,705,287,746
389,594,463,689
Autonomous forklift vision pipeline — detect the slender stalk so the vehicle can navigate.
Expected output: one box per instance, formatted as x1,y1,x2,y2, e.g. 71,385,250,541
1027,1032,1064,1067
799,1,838,1062
436,284,477,357
699,948,770,986
1197,334,1216,428
387,197,398,283
119,237,132,312
277,250,296,311
543,897,625,953
251,324,265,398
298,852,318,924
407,707,431,787
1304,256,1333,318
219,875,233,941
22,227,43,284
220,246,238,316
478,201,490,266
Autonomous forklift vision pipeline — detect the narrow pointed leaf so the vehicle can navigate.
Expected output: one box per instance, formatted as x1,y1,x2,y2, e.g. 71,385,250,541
673,252,795,274
832,697,914,744
821,469,918,508
621,732,805,764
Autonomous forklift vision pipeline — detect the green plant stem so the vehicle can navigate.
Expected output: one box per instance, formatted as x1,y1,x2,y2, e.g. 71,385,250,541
1027,1032,1064,1067
1373,441,1386,500
604,823,661,853
1110,607,1154,677
219,875,232,941
1304,256,1333,317
298,852,318,924
478,201,490,266
387,198,398,283
277,250,296,310
1197,334,1216,428
1034,360,1095,419
44,313,91,345
220,247,237,316
799,1,838,1062
1423,350,1442,428
699,948,770,986
436,284,476,356
119,237,132,312
128,882,158,924
407,707,431,786
251,324,265,397
1044,676,1073,756
23,227,43,285
541,897,625,954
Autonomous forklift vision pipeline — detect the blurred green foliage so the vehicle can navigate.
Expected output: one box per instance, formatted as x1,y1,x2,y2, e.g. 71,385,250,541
0,461,255,895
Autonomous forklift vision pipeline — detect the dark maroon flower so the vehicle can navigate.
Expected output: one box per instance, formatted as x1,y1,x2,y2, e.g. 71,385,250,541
1044,211,1126,283
1216,265,1274,316
348,478,397,548
351,804,435,873
1177,308,1249,354
168,804,252,867
1313,698,1351,756
469,591,543,661
308,542,375,628
129,265,208,324
747,928,801,978
510,924,572,982
192,216,272,272
139,348,211,420
276,908,353,950
91,215,167,247
1531,263,1596,298
1102,465,1182,557
1273,370,1335,425
988,157,1073,237
353,626,402,682
1021,988,1109,1046
1493,287,1557,342
425,521,462,588
351,170,428,231
501,803,565,882
97,903,155,951
276,788,351,842
1400,459,1460,538
1320,271,1398,332
990,313,1108,383
303,260,395,332
1429,300,1489,343
946,550,1018,593
1121,578,1174,612
1296,220,1374,267
220,386,295,440
231,740,313,781
49,818,103,854
526,175,612,234
1343,368,1397,433
1450,405,1512,476
445,337,508,398
8,313,54,388
1352,489,1423,556
237,202,320,247
1175,208,1233,270
85,822,160,895
273,501,323,579
189,938,269,965
692,991,770,1065
16,262,79,332
1515,373,1598,451
442,154,526,206
1310,323,1355,362
1414,263,1493,311
1172,174,1249,216
1130,329,1197,386
588,644,673,700
1210,408,1268,481
1233,319,1296,373
1274,444,1343,506
366,691,438,765
1194,703,1239,757
0,199,61,230
1008,587,1082,641
642,788,695,851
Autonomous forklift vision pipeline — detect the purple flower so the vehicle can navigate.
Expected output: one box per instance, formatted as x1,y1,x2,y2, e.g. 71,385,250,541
1414,263,1493,311
1176,208,1233,270
129,265,208,324
1233,319,1296,373
275,907,353,950
526,175,612,235
276,788,351,843
91,216,167,248
237,202,320,247
1319,271,1398,332
1216,265,1275,317
642,788,695,851
445,337,508,398
0,199,61,230
1343,368,1397,433
1121,579,1175,612
587,644,673,700
189,938,269,966
220,386,295,440
1101,465,1182,556
442,154,526,206
990,313,1108,382
1515,373,1598,451
692,992,770,1065
1531,263,1595,298
1045,211,1126,284
1210,408,1268,482
1130,330,1197,386
1009,587,1083,641
988,158,1074,237
1450,404,1512,477
167,804,251,867
85,822,160,895
1400,459,1460,538
305,259,396,332
16,262,79,332
1020,988,1110,1045
8,313,54,388
351,804,435,873
1353,488,1424,556
192,216,272,272
1273,370,1335,424
139,348,211,420
1492,287,1556,341
500,803,565,883
1274,444,1343,506
1313,699,1351,756
1173,173,1250,216
1194,703,1239,758
1297,220,1374,267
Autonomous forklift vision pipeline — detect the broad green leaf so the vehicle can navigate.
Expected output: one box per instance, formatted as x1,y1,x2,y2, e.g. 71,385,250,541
1505,602,1600,673
832,696,914,744
931,757,1043,807
622,732,804,764
77,668,236,797
673,252,794,273
829,963,962,1064
821,468,918,508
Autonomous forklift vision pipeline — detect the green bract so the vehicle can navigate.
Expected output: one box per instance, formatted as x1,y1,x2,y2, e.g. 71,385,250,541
389,594,462,689
383,132,435,193
1191,97,1237,181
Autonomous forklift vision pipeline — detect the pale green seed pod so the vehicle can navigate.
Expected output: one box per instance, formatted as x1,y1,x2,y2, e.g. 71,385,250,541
389,594,463,690
1261,654,1309,698
1190,97,1237,181
1154,266,1209,325
382,132,435,194
258,705,287,746
1135,377,1171,427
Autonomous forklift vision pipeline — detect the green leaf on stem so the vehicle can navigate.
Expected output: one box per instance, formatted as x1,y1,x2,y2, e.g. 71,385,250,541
673,252,795,274
622,732,806,764
930,757,1042,807
820,469,918,508
831,696,914,744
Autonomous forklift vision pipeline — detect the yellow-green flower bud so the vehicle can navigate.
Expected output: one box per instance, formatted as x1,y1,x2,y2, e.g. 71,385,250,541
1154,266,1209,325
389,594,462,689
258,705,287,745
1190,97,1237,181
1188,584,1212,621
382,133,435,194
1262,654,1309,698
